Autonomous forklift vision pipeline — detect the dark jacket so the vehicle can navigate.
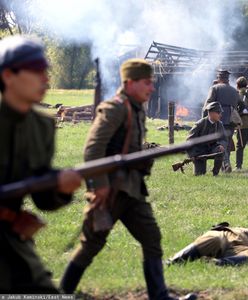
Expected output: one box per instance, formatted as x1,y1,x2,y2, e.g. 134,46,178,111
203,83,239,125
187,117,226,157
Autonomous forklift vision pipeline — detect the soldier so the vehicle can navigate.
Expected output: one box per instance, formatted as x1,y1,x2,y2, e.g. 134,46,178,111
235,76,248,170
0,35,81,292
203,70,240,173
167,223,248,267
187,102,225,176
60,59,196,300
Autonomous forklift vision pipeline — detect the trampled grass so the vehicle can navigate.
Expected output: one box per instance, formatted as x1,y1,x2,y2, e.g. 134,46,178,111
31,90,248,299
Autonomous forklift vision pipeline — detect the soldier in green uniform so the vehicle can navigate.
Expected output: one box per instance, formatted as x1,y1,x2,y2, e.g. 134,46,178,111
167,223,248,266
0,35,82,293
187,102,226,176
60,59,196,300
235,76,248,170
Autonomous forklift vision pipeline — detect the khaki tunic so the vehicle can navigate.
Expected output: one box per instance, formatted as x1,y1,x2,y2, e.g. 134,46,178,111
193,227,248,258
84,88,147,199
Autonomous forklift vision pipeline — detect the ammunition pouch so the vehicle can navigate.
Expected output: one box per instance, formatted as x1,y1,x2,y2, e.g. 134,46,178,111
0,207,46,240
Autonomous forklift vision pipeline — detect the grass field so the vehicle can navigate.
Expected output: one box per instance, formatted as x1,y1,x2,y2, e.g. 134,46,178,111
32,90,248,299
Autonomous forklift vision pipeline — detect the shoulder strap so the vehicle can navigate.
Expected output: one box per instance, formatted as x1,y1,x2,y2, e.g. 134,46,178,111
122,98,132,154
113,95,133,154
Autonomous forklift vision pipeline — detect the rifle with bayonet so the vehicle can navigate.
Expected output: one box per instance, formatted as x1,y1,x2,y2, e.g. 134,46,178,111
172,152,223,173
0,133,221,200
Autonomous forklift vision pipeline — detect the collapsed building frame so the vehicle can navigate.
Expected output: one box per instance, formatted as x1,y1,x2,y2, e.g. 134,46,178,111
145,41,248,119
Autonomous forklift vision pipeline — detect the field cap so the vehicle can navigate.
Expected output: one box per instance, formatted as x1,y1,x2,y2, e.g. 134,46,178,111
0,35,49,73
205,102,223,113
120,58,153,82
216,69,230,80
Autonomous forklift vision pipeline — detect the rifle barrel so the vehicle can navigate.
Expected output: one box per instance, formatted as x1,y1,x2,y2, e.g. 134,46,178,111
0,133,221,200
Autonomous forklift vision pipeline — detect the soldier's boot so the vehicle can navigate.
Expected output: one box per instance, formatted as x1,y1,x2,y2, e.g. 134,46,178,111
143,257,197,300
59,261,85,293
165,244,200,265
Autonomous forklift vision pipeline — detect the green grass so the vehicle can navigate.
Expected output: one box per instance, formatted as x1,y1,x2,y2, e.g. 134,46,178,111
29,90,248,299
44,89,94,107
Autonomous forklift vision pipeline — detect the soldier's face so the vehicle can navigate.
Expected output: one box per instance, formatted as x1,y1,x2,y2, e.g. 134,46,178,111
3,68,49,104
209,111,221,122
127,78,155,103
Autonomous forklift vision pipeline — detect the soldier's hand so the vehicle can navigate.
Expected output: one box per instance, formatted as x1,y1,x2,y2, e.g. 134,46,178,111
218,145,225,152
58,169,82,194
90,186,110,209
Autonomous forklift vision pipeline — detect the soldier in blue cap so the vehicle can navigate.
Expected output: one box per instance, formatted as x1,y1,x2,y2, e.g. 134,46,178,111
187,102,226,176
0,35,81,293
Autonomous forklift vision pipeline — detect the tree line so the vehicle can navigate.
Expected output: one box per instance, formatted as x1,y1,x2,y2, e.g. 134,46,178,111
0,0,94,89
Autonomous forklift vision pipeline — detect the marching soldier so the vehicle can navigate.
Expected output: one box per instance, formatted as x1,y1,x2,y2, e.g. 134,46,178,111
60,59,196,300
0,35,81,292
187,102,225,176
203,70,239,172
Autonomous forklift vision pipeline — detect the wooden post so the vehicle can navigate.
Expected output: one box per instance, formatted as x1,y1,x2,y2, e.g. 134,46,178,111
168,101,175,144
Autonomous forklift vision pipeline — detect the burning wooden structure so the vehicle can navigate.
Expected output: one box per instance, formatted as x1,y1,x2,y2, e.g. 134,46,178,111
145,41,248,119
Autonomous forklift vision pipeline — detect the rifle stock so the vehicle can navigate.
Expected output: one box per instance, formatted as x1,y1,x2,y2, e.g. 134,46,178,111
172,151,224,173
0,133,221,200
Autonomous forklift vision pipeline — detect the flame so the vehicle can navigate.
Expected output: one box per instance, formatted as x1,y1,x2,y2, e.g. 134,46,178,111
176,105,189,117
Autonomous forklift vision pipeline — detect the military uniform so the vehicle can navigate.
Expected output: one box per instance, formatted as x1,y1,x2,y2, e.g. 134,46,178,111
187,103,225,176
60,59,197,300
62,87,163,290
0,35,77,293
168,224,248,266
0,100,72,292
236,86,248,169
203,71,239,170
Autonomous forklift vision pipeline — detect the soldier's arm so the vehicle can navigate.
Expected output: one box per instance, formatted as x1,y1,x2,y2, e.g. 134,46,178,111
202,87,217,117
216,122,227,148
31,117,76,211
187,120,202,141
84,101,126,189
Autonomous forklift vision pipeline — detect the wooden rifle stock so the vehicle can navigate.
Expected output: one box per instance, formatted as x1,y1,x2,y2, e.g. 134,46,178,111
0,133,221,200
172,151,223,173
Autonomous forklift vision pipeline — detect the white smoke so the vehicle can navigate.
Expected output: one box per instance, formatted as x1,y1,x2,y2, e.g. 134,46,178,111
17,0,245,107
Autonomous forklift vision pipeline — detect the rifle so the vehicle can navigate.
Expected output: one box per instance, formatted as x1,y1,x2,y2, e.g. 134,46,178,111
93,58,102,119
0,133,221,200
172,152,223,173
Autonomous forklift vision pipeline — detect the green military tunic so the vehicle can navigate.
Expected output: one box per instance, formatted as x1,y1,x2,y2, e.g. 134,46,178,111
84,88,147,199
71,88,162,269
0,100,71,292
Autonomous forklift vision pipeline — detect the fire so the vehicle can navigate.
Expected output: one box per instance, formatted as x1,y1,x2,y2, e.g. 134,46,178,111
176,105,189,117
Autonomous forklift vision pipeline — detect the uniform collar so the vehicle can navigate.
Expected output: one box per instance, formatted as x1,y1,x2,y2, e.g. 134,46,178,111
0,99,28,122
116,87,143,110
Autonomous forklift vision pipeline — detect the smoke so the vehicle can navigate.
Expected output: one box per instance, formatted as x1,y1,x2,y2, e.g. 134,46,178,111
13,0,245,107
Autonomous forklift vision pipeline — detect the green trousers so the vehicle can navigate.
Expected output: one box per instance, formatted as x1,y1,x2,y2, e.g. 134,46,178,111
72,191,163,268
